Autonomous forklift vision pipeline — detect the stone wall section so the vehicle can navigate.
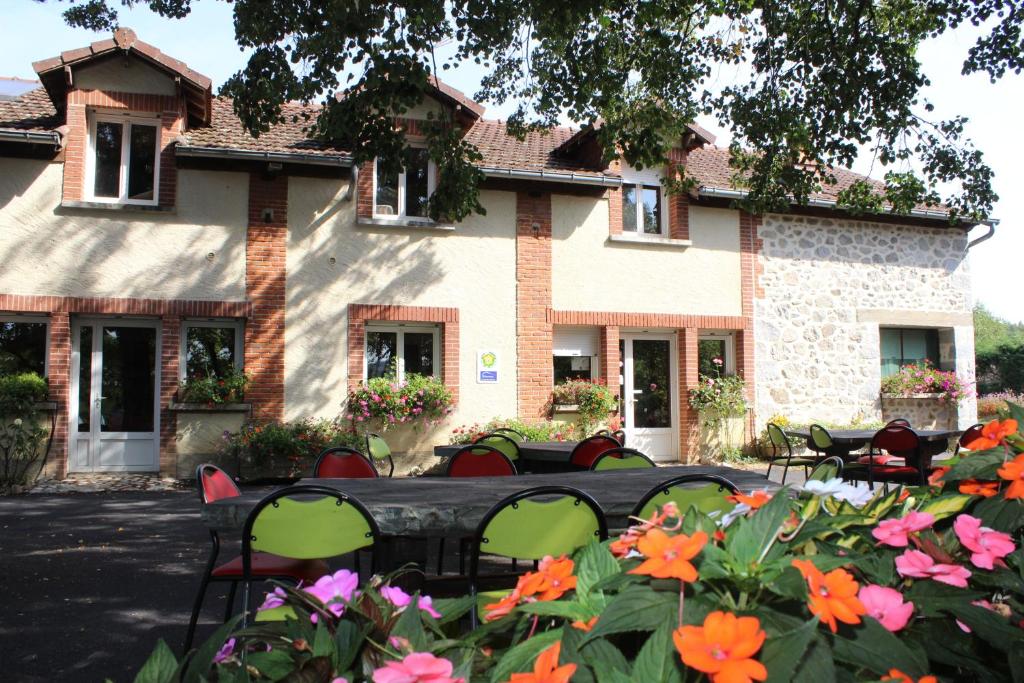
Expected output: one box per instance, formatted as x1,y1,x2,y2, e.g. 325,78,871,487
754,213,977,428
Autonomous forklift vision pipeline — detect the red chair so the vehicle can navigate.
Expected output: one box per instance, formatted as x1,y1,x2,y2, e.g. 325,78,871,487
314,447,379,478
955,423,986,457
446,444,518,477
440,445,517,574
184,464,329,653
568,434,621,469
844,426,923,490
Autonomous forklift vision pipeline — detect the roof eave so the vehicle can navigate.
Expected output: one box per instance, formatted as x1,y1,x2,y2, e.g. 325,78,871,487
0,129,61,146
175,145,352,167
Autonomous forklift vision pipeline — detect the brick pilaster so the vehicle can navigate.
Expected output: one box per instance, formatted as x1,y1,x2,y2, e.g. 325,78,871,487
245,174,288,421
738,211,762,413
516,192,553,419
46,312,72,477
607,159,623,236
666,148,690,241
356,161,374,219
159,315,180,475
158,109,182,209
598,325,620,401
679,327,701,463
62,104,86,203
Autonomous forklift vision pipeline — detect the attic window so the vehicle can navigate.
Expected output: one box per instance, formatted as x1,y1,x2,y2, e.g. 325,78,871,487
373,147,435,219
87,114,160,205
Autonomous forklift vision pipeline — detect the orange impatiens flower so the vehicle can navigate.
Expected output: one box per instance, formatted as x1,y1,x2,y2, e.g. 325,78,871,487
483,590,521,622
571,616,598,632
629,528,708,582
508,641,576,683
959,479,1000,497
967,419,1018,450
882,668,938,683
673,611,767,683
791,559,866,632
927,466,950,487
727,490,772,509
518,555,577,601
998,454,1024,500
610,503,681,557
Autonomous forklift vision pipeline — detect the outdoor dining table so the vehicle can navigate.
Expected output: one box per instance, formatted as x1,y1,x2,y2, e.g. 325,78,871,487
202,465,776,539
433,440,576,465
785,427,960,467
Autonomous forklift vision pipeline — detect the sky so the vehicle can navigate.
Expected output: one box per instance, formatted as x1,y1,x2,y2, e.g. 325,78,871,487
1,1,1019,322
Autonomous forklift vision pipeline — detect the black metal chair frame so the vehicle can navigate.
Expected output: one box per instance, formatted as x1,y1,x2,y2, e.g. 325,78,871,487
473,432,522,460
492,427,527,442
313,446,379,478
612,429,626,446
886,418,912,428
763,423,817,486
807,455,845,482
843,426,924,491
590,447,656,470
365,433,396,477
630,474,739,518
954,423,985,458
467,486,608,627
239,485,381,624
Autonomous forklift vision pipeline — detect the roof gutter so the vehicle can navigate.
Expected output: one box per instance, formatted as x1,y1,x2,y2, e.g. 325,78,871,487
480,166,622,187
697,186,961,223
966,220,998,252
0,129,61,147
175,145,352,167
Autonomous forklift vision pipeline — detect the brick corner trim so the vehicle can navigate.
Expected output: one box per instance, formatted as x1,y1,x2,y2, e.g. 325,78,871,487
346,304,460,404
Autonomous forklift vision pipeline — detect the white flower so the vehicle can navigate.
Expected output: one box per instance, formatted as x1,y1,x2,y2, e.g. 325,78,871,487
13,418,22,426
800,477,873,507
711,503,752,528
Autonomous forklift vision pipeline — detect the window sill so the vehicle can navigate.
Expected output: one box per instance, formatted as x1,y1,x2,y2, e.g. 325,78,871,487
880,393,945,400
358,217,455,231
60,200,174,214
552,404,580,413
607,233,692,248
169,401,252,413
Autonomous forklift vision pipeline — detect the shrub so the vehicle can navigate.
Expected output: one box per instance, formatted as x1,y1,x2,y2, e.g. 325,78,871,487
177,366,249,404
448,417,580,444
134,406,1024,682
688,374,747,426
219,418,362,478
976,344,1024,395
0,372,49,490
550,379,618,432
346,374,453,431
978,391,1023,419
0,372,48,417
880,360,970,402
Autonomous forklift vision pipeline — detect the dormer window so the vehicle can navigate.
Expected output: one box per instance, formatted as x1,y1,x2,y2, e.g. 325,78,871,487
622,184,663,235
87,113,160,205
373,147,435,219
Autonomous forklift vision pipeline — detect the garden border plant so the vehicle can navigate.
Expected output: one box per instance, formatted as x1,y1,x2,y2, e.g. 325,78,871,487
134,406,1024,682
0,372,52,491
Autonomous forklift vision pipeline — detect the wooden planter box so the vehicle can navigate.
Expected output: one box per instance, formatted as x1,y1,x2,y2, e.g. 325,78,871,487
695,410,747,464
880,393,962,431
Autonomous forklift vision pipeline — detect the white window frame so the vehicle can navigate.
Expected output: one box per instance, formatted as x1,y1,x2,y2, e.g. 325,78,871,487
621,183,667,236
552,326,599,383
85,111,161,206
178,319,244,381
699,332,736,375
371,147,437,220
0,314,50,377
363,323,441,383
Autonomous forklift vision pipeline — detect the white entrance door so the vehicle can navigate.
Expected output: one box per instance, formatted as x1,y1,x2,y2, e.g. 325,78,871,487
70,319,160,472
621,333,679,462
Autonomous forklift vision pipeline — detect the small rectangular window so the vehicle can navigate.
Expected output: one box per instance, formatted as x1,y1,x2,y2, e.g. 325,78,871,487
622,186,638,232
364,324,439,382
0,318,48,376
621,183,663,235
88,115,160,205
880,328,940,377
180,321,243,380
373,147,435,219
698,333,735,376
553,356,594,384
641,185,661,234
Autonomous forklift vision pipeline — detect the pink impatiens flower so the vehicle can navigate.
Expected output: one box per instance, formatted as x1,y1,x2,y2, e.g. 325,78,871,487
380,585,443,619
212,638,236,664
858,585,914,632
953,514,1016,570
895,549,972,587
872,511,935,547
372,652,464,683
305,569,359,607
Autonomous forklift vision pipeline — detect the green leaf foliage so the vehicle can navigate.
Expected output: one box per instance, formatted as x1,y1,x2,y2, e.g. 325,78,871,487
630,622,683,683
132,640,179,683
582,585,676,642
762,618,818,683
490,628,562,683
830,617,928,677
727,490,792,568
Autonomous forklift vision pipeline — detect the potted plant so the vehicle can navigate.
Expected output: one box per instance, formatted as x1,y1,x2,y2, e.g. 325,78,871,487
219,418,362,483
550,379,619,434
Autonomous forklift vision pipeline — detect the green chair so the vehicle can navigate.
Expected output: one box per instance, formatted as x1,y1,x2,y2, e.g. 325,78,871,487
590,447,656,471
808,455,844,482
474,432,520,462
808,424,842,462
763,423,817,485
365,433,395,477
240,485,380,623
631,474,739,520
492,427,526,443
469,486,607,626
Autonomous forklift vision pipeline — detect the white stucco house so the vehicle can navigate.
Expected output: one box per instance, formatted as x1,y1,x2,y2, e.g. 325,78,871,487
0,29,981,477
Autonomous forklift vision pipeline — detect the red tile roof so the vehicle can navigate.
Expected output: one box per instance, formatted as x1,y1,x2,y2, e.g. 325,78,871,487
0,88,59,132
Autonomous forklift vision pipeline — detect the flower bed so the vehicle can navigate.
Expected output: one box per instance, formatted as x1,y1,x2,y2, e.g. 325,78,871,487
132,411,1024,681
880,361,970,403
219,418,362,480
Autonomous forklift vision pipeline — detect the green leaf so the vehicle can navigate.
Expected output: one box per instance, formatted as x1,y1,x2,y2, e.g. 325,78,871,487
310,622,333,658
830,617,927,676
183,616,242,683
917,493,974,521
727,492,792,567
943,452,1004,481
490,628,563,683
432,595,475,625
1007,402,1024,426
630,622,682,683
764,565,807,601
133,639,179,683
905,580,987,618
245,649,296,682
284,656,333,683
581,638,631,676
946,602,1024,651
518,600,591,620
762,618,817,683
332,621,363,673
390,594,429,651
558,625,596,683
973,494,1024,533
582,585,676,643
792,634,836,683
576,541,621,596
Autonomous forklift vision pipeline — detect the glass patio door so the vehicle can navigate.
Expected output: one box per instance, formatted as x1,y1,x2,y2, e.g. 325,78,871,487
621,334,678,461
70,319,160,472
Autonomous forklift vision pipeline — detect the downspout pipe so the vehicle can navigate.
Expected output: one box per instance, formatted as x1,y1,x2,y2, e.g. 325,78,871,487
966,220,997,252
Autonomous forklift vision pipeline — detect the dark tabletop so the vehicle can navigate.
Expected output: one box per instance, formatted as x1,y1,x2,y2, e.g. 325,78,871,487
202,465,775,537
433,440,577,462
785,428,959,443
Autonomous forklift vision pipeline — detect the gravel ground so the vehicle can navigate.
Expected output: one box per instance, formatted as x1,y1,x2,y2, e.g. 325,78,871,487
0,465,796,682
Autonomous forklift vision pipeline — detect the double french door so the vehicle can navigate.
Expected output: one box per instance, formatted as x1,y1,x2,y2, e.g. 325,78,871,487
620,333,679,461
70,319,160,472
